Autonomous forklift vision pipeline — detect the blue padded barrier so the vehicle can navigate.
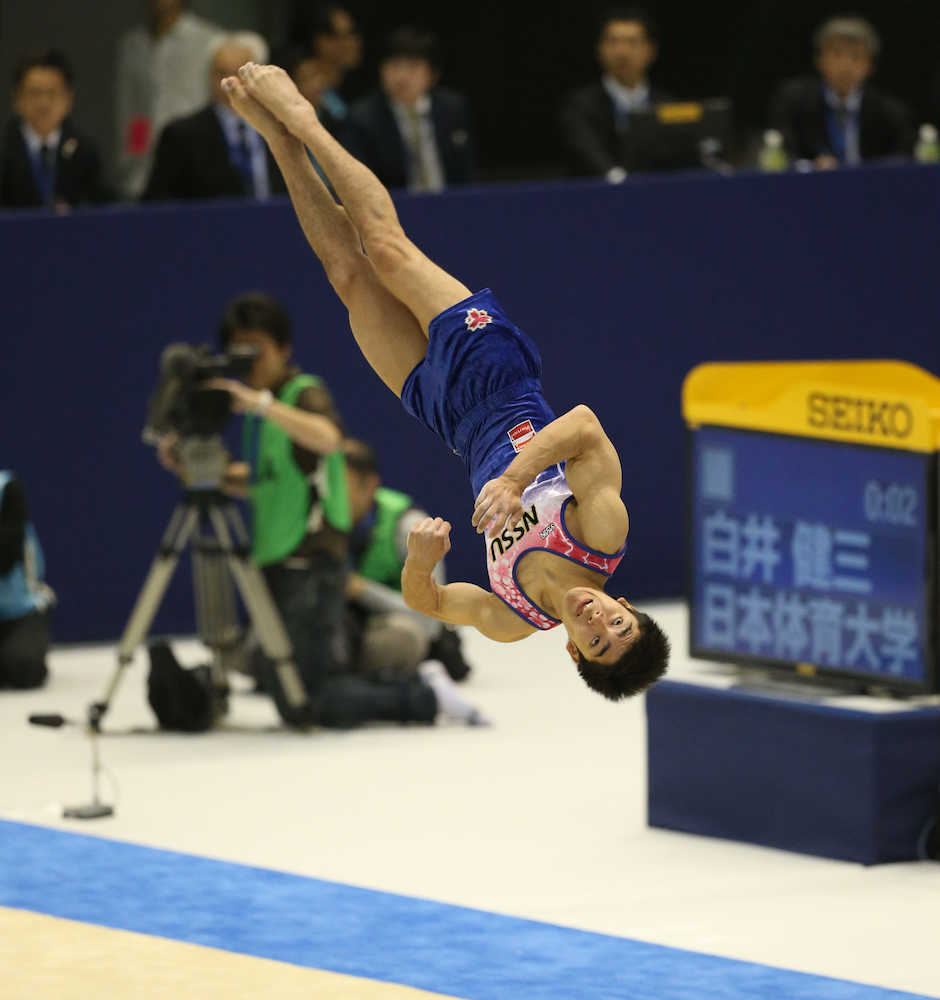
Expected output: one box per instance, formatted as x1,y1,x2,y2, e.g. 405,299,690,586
3,164,939,639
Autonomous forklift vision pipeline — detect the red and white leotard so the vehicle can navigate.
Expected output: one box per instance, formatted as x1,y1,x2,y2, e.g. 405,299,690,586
485,465,626,630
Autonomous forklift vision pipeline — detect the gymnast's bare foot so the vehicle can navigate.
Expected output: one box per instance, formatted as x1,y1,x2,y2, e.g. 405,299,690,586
237,62,319,138
220,75,291,145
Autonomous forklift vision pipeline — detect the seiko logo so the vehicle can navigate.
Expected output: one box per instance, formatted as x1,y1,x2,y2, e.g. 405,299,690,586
489,505,539,562
539,522,556,540
807,393,913,439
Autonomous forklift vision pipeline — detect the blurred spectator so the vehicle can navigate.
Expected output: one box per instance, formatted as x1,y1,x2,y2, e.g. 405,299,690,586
344,27,475,192
1,50,112,211
116,0,222,199
287,3,363,123
0,471,54,690
559,7,671,180
768,16,912,168
344,440,472,683
143,33,287,202
276,44,342,137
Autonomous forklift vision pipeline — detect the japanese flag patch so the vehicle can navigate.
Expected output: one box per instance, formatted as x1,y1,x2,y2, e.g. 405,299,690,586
508,420,536,452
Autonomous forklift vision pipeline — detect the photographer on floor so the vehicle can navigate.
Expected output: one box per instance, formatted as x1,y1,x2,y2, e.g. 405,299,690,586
158,292,445,728
0,471,55,689
343,438,473,684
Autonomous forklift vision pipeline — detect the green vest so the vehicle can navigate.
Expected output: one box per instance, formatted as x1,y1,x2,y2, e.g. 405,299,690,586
356,487,413,590
243,374,351,566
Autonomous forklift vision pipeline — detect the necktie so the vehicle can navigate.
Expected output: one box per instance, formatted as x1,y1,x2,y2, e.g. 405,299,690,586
234,122,256,197
404,107,432,192
38,143,54,203
833,102,852,163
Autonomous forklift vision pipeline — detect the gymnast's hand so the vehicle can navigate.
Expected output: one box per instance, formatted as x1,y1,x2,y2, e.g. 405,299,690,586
472,476,523,536
407,516,452,570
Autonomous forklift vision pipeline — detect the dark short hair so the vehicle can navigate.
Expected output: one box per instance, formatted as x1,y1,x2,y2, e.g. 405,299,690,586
576,609,669,700
344,438,380,478
290,4,355,47
13,49,74,89
218,292,291,349
273,42,314,80
597,6,659,45
382,27,441,71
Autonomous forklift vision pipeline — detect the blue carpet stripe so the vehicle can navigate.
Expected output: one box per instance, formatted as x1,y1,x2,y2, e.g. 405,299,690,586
0,820,932,1000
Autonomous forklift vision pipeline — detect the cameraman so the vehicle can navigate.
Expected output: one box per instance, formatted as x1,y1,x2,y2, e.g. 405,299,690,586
165,292,439,728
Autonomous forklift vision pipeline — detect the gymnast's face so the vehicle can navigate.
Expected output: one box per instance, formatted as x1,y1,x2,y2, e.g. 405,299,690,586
562,589,640,664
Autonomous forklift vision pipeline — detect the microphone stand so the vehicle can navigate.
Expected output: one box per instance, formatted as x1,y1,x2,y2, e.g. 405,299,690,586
29,713,115,819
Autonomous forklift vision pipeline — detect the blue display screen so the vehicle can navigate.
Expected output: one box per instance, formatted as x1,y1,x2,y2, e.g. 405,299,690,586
690,426,933,687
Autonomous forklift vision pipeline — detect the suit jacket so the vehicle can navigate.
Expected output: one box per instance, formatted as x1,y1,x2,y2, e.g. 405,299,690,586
769,76,913,162
142,104,287,202
559,81,673,176
342,88,474,190
0,117,112,210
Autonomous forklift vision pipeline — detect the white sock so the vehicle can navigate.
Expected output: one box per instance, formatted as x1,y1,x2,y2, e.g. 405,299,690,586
418,660,491,726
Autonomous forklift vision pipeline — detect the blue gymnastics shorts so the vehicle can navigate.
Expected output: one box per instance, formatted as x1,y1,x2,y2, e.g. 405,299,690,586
401,289,557,496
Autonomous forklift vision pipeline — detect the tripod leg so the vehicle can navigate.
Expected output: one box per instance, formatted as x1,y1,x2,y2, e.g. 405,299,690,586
192,527,242,689
206,505,311,715
91,504,199,726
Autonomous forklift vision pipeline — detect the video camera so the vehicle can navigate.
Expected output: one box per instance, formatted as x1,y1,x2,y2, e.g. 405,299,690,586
144,342,259,441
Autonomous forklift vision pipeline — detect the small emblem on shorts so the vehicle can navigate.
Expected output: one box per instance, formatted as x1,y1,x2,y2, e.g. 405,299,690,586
465,308,493,331
508,419,536,452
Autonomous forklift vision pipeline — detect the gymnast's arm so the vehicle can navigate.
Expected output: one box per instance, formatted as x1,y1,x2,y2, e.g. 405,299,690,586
402,516,534,643
471,404,629,551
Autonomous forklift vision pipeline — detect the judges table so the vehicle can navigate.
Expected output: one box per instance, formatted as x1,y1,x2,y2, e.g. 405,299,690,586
647,361,940,864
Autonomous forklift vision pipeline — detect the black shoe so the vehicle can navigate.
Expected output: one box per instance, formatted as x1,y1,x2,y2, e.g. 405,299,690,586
427,625,472,682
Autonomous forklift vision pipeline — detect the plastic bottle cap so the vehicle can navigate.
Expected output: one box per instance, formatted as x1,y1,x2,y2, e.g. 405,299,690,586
763,129,783,148
919,123,938,142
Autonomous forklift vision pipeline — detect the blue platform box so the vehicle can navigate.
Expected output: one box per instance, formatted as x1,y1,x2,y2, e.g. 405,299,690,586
646,680,940,864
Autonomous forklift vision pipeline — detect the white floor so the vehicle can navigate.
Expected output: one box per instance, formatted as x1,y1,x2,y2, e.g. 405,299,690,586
2,601,939,998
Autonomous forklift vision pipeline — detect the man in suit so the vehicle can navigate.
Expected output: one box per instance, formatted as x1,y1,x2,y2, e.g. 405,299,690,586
343,27,474,192
143,33,287,202
559,7,672,180
0,49,111,211
768,16,912,168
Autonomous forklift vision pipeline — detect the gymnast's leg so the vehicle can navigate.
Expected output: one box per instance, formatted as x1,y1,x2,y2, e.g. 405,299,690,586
222,75,426,397
235,63,472,335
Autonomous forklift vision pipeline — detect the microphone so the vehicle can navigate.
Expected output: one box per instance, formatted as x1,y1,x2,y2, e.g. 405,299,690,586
28,713,70,727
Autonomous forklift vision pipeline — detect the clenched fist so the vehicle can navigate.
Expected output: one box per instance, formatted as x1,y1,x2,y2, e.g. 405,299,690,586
407,516,452,570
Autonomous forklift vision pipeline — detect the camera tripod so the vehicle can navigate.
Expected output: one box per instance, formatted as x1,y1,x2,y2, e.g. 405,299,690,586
88,436,310,730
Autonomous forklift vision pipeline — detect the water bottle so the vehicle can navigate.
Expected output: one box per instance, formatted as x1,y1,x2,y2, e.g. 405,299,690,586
914,124,940,164
758,129,788,172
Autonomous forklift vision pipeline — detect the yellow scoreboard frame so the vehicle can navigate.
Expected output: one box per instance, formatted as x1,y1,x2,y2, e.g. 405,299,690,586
682,360,940,693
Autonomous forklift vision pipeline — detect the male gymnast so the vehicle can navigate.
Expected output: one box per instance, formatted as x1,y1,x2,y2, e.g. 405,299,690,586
220,63,669,700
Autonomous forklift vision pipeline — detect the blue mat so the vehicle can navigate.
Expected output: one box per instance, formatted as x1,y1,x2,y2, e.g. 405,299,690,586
0,820,932,1000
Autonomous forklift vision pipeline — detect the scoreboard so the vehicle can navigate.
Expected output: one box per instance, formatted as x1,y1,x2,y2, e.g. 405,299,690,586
683,361,940,694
